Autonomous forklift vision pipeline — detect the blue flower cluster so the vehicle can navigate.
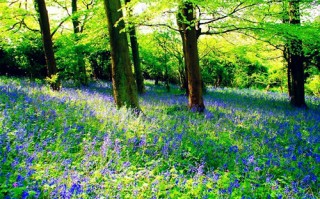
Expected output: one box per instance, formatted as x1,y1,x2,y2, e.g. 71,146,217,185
0,77,319,198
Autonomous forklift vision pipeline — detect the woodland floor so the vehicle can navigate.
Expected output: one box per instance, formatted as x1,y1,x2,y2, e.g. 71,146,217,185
0,76,319,198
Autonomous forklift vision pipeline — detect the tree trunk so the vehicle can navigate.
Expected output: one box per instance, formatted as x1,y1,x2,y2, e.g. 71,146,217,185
125,0,145,94
282,2,292,97
288,0,306,107
34,0,60,91
284,45,293,97
72,0,80,34
179,2,204,112
177,12,189,96
155,77,159,85
72,0,88,86
164,52,170,92
103,0,140,110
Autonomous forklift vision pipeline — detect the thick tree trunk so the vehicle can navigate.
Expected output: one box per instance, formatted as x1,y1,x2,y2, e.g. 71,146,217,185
179,2,204,112
288,1,306,107
34,0,60,91
103,0,140,110
125,0,145,94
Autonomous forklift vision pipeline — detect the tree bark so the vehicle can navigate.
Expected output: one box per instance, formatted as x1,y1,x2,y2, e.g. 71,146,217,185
282,1,292,97
288,0,307,107
72,0,80,34
177,12,189,96
125,0,145,94
179,2,204,112
34,0,60,90
103,0,140,110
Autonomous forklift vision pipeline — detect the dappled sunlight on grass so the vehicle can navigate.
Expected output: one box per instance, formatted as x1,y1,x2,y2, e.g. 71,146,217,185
0,77,319,198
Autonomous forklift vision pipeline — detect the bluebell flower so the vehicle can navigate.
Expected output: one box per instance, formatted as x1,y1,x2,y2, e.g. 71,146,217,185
311,153,320,164
229,146,238,153
212,173,219,182
16,175,24,186
69,183,82,195
139,136,146,147
254,167,261,172
197,163,204,176
21,191,29,199
123,161,131,168
266,177,271,183
248,155,255,164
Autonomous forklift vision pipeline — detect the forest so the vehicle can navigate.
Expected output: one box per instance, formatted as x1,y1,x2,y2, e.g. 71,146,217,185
0,0,320,198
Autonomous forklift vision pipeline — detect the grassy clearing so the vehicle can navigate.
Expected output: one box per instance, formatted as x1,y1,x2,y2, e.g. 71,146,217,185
0,76,319,198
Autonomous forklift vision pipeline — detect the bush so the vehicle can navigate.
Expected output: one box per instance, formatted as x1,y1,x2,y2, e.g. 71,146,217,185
306,75,320,96
0,34,46,78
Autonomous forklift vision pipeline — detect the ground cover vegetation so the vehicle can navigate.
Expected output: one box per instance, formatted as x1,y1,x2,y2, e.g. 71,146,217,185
0,76,319,198
0,0,320,198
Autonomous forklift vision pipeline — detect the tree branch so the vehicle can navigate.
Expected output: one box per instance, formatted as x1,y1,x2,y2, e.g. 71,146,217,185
138,23,180,32
51,16,70,37
201,25,263,36
199,2,259,26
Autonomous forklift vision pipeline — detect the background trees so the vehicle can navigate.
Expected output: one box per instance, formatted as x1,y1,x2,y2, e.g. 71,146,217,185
0,0,319,108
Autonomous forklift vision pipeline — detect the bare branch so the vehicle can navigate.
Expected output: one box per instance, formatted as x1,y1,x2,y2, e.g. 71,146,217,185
6,21,22,32
52,0,70,16
138,23,180,32
9,0,20,6
201,25,263,36
199,2,258,26
237,31,284,51
21,19,40,32
51,16,69,37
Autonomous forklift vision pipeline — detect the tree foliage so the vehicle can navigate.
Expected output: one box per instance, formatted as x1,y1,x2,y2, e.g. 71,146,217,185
0,0,319,98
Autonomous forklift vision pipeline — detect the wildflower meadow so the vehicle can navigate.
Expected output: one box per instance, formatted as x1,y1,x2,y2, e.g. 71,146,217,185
0,76,319,198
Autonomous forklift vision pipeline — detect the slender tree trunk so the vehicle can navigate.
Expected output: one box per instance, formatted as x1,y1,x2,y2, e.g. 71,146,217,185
177,57,185,90
34,0,60,91
179,2,204,112
284,43,293,97
283,2,292,97
177,13,189,96
125,0,145,94
103,0,140,110
129,27,145,94
288,0,306,107
72,0,88,86
164,50,170,92
72,0,80,34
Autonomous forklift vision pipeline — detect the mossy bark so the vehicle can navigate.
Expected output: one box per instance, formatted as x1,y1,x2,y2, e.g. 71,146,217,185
104,0,140,110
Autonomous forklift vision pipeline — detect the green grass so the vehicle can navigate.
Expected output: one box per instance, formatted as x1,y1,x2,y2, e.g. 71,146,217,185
0,76,319,198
